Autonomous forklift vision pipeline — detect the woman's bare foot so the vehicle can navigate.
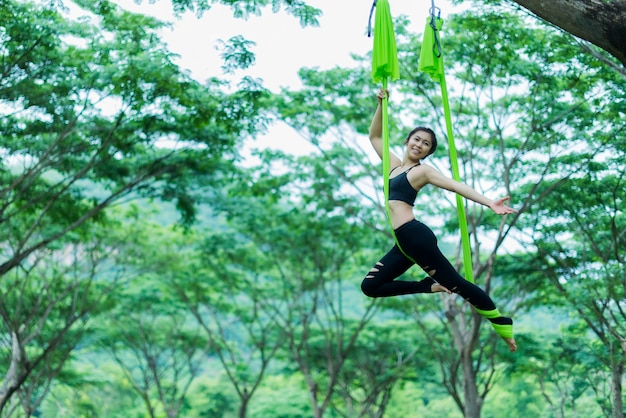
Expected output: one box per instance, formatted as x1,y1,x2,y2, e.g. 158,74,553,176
431,283,452,294
503,337,517,352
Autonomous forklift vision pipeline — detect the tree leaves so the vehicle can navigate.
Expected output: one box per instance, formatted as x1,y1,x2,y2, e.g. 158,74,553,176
164,0,322,27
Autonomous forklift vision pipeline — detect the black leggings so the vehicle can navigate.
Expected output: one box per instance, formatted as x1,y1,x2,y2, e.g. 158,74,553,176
361,220,497,312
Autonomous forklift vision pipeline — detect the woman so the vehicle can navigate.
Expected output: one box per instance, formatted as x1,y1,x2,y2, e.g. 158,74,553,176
362,89,517,352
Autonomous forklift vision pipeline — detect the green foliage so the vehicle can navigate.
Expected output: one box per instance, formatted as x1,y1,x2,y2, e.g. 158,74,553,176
328,320,444,417
218,35,257,74
0,0,270,409
480,376,545,418
269,2,626,417
40,360,148,417
185,378,239,417
162,0,322,26
498,323,611,418
0,0,270,247
247,374,312,417
386,381,463,418
2,0,625,416
0,213,134,414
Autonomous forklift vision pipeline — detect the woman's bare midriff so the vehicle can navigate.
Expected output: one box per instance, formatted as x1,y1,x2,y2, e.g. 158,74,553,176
388,200,416,229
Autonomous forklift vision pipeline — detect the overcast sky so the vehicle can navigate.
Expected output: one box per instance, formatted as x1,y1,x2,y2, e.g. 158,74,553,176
115,0,452,90
110,0,454,157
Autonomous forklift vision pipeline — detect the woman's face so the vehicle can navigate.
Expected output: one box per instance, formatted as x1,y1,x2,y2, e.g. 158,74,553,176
405,130,433,160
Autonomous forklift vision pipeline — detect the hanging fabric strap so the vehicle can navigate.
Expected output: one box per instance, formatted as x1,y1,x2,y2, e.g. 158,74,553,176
369,0,414,260
418,10,475,283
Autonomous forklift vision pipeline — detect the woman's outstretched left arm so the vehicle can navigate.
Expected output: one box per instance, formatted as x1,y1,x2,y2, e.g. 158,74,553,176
423,165,517,214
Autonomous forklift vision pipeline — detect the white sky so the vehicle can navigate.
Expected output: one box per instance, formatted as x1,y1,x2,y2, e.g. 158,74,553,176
114,0,452,90
110,0,454,157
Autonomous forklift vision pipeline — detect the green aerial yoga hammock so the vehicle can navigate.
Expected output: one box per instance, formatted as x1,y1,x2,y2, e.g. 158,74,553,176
370,0,408,258
418,10,513,340
370,0,399,203
418,13,475,284
370,0,466,269
370,1,513,341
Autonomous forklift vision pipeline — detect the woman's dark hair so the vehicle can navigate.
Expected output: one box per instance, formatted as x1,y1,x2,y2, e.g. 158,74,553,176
404,126,438,158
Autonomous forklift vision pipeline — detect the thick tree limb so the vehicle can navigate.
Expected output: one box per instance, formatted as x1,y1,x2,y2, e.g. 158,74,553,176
512,0,626,66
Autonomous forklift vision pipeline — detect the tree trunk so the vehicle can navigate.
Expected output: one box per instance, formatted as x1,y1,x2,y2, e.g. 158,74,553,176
238,395,250,418
512,0,626,66
461,347,482,418
0,332,22,412
610,344,624,418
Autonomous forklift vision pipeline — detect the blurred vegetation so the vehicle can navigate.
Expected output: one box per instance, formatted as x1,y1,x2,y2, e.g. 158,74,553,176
0,0,624,417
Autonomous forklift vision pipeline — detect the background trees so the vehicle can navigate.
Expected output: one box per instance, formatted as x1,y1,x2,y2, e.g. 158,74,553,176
0,0,268,414
268,3,625,417
1,0,624,417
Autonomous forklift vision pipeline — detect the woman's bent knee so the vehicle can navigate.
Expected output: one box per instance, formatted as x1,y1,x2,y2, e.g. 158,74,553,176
361,278,379,298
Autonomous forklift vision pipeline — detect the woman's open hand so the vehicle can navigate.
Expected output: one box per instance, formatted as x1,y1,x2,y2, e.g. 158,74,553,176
489,197,518,215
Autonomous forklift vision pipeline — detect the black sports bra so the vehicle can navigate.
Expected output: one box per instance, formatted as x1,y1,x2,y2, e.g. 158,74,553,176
388,164,419,206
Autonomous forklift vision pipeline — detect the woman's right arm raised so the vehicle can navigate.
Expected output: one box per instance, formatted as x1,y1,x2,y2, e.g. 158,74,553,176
369,90,400,168
368,98,385,160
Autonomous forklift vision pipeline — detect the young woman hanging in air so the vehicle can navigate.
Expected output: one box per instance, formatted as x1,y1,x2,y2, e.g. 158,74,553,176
361,89,517,352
